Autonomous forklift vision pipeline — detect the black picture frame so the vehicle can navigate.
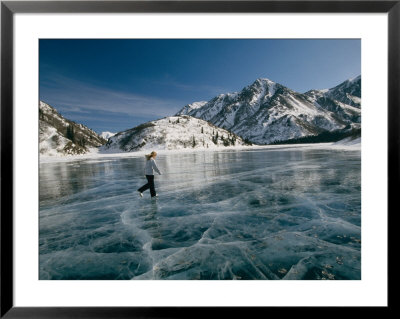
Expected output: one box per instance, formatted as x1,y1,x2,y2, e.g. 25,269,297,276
1,0,396,317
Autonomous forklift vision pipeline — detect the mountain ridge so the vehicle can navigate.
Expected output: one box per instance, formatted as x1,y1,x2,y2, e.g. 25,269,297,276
177,76,361,144
100,115,250,153
40,75,361,156
39,101,107,156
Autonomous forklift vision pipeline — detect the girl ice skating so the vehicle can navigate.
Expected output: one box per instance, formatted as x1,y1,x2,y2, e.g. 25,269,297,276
138,151,162,198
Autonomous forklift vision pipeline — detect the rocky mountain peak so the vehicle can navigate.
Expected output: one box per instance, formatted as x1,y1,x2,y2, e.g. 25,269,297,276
176,76,361,144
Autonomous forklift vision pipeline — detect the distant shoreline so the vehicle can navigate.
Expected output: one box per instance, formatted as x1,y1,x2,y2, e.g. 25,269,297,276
39,139,361,164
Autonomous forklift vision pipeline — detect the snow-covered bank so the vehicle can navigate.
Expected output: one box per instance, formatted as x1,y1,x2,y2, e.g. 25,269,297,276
39,138,360,164
333,136,361,146
40,145,254,163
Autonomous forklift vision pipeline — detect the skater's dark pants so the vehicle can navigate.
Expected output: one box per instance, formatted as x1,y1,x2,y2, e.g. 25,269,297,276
138,175,156,197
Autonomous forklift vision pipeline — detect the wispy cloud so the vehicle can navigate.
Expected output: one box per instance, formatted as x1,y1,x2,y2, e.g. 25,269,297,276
154,76,232,97
40,74,186,118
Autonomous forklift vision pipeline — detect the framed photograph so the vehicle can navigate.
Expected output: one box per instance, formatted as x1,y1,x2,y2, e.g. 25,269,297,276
1,0,396,317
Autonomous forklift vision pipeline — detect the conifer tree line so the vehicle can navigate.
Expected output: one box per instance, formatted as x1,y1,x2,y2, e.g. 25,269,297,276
269,128,361,145
66,125,75,142
65,125,88,149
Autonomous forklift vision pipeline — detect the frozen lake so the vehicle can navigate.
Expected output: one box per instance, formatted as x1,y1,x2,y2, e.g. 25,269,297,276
39,146,361,280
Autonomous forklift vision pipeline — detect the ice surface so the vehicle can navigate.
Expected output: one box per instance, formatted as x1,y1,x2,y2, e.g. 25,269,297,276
39,147,361,280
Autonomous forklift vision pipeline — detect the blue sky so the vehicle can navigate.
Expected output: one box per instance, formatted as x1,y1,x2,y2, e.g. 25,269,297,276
40,39,360,134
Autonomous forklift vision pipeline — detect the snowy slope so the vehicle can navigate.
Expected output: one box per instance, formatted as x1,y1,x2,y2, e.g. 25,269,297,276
39,122,79,156
176,77,361,144
39,101,107,156
101,115,249,153
324,75,361,108
334,136,361,146
177,101,208,116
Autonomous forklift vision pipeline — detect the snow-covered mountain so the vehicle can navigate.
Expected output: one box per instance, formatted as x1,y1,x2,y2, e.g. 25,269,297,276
176,76,361,144
176,101,208,116
39,101,107,156
100,131,116,140
39,76,361,157
101,115,249,153
324,75,361,108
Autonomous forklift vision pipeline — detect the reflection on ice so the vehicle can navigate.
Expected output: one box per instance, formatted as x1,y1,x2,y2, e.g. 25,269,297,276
40,148,361,280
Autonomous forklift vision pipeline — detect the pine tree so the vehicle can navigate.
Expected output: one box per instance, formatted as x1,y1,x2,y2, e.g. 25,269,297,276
78,137,86,148
66,125,75,142
222,135,230,146
192,136,196,148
